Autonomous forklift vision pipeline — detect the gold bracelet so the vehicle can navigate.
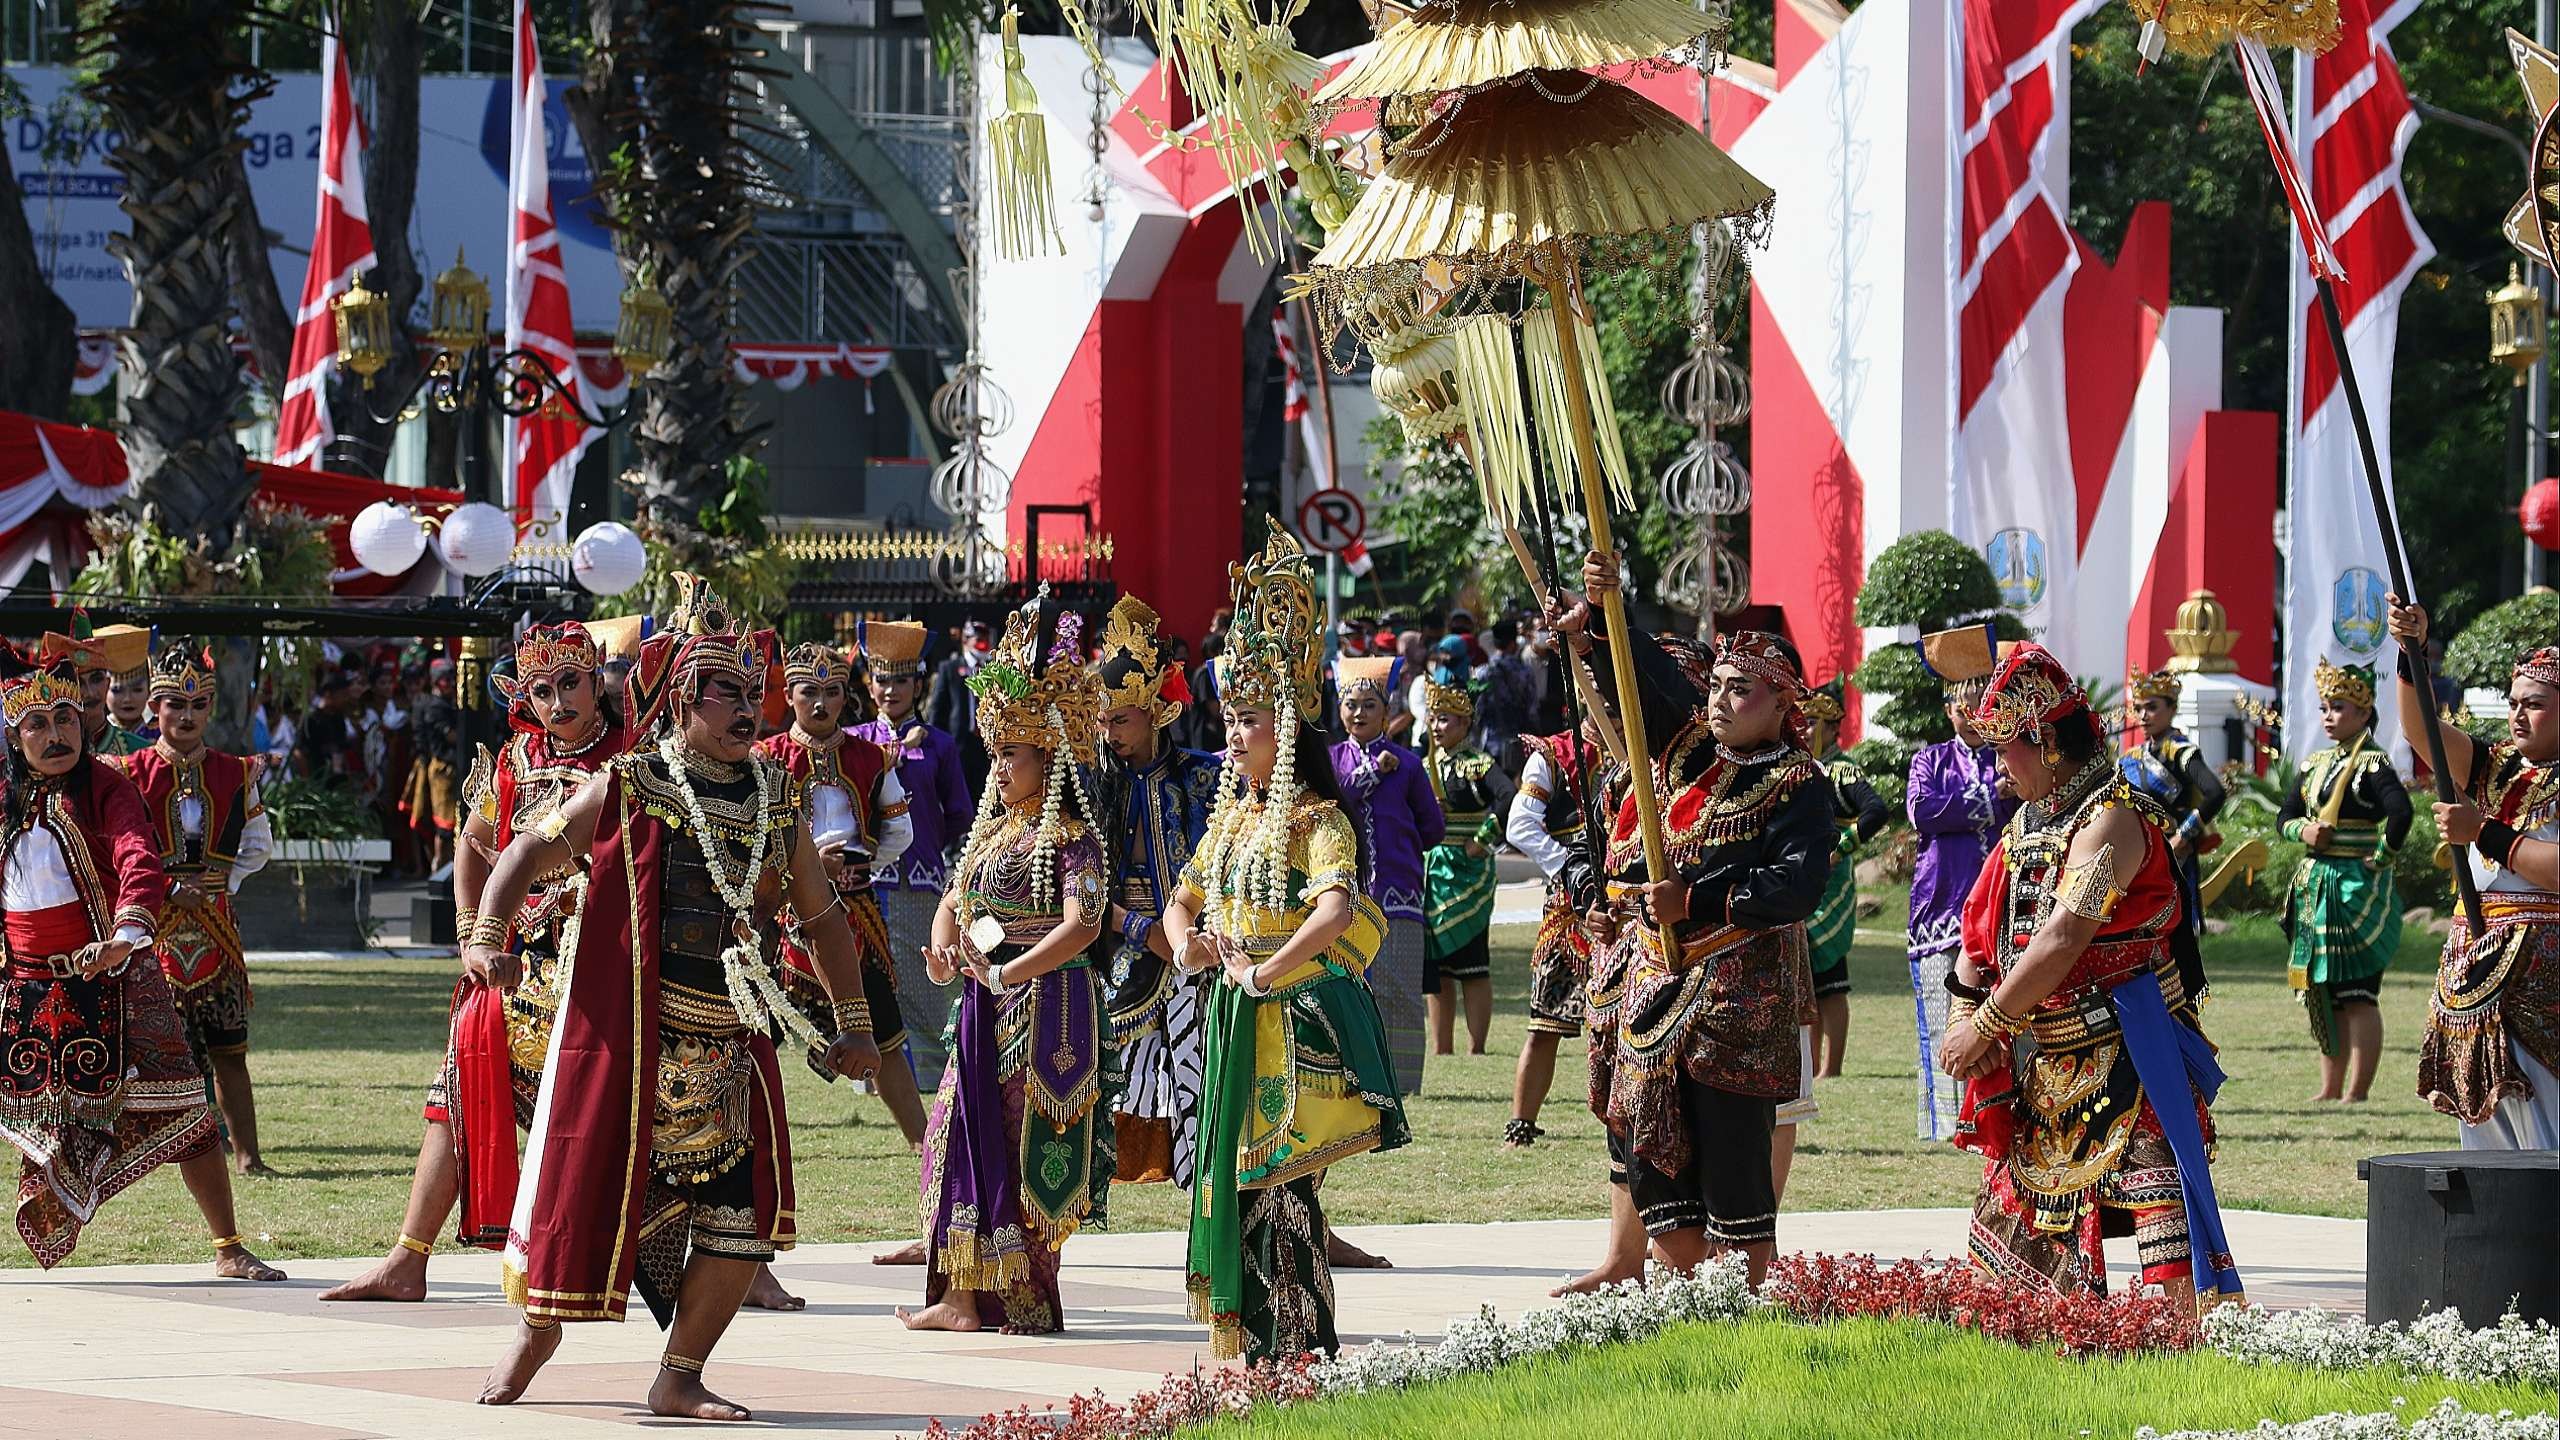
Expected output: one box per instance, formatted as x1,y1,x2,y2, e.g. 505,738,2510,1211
468,913,513,950
397,1232,434,1258
831,998,871,1036
454,907,481,940
1970,996,2025,1043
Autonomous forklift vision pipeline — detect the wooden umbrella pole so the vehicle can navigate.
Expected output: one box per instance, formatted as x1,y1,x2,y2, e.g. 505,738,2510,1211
1542,256,1667,883
1500,526,1628,766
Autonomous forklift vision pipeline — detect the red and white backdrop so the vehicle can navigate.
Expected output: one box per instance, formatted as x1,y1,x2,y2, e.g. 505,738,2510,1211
2283,0,2430,762
1709,0,2280,737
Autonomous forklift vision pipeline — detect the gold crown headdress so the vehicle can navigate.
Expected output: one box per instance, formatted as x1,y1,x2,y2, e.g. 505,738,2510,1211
2127,668,2183,705
492,622,603,710
1800,679,1846,725
1423,675,1476,721
784,643,852,688
2313,658,2376,709
970,592,1103,765
1215,517,1322,725
147,643,217,702
1094,596,1186,730
0,645,83,728
855,619,930,681
1974,643,2090,745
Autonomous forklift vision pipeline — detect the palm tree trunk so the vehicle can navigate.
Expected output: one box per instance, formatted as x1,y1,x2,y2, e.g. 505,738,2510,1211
575,0,766,572
223,147,292,408
86,0,264,750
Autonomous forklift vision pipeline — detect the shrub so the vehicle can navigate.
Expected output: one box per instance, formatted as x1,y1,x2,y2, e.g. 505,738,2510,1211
2443,591,2560,689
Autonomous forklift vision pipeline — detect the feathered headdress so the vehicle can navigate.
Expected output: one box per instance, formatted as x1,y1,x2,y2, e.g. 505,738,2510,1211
1214,517,1322,725
1093,596,1188,730
970,591,1104,766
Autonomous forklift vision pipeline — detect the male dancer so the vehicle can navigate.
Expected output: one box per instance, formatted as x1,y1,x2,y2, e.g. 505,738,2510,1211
853,618,977,1270
0,643,282,1279
1091,596,1221,1189
2127,667,2226,946
118,645,275,1173
478,576,881,1421
760,642,925,1144
321,623,627,1303
1504,714,1605,1148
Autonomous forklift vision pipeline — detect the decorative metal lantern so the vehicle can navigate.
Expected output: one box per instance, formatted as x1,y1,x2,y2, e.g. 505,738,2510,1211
2491,263,2547,384
331,271,395,383
613,280,675,379
428,251,491,353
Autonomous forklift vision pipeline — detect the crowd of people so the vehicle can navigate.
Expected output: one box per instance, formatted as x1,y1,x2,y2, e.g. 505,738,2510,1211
0,546,2550,1423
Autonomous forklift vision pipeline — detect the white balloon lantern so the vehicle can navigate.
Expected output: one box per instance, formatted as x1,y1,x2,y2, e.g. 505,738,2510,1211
437,501,517,578
571,520,648,595
349,500,427,576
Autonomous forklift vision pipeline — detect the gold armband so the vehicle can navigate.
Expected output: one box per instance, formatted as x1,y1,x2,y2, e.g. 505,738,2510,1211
2055,842,2125,922
830,998,872,1036
531,806,572,843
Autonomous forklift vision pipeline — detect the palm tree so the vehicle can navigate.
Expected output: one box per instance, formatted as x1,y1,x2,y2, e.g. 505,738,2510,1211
84,0,264,544
83,0,265,748
569,0,764,573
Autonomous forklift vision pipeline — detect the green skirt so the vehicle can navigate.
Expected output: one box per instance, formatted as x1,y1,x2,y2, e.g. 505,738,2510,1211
1424,843,1498,960
1806,856,1857,969
1187,967,1410,1361
2286,851,2399,1056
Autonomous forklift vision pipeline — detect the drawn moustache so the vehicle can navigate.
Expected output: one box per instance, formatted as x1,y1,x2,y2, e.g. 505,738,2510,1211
40,744,73,759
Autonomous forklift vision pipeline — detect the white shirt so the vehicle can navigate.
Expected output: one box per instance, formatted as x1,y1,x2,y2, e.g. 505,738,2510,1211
4,824,150,948
809,767,912,871
1505,749,1573,878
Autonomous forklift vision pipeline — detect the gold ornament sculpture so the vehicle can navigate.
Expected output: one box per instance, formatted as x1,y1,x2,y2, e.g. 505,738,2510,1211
2125,0,2339,58
1302,1,1772,883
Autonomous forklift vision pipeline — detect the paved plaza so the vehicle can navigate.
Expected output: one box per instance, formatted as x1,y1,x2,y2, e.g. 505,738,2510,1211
0,1209,2368,1437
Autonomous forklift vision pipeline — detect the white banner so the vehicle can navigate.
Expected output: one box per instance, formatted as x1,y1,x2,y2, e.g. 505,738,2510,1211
6,66,623,331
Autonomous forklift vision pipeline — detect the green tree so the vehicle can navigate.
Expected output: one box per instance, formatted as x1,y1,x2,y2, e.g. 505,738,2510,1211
1847,530,2026,808
2444,587,2560,687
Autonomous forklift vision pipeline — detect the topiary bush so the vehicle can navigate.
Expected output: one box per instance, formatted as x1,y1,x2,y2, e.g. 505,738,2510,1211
1854,530,2006,629
1848,531,2027,817
2444,590,2560,689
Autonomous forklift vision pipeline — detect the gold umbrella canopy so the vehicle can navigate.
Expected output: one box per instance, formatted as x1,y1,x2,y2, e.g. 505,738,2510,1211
1307,73,1773,307
2123,0,2338,57
1314,0,1729,107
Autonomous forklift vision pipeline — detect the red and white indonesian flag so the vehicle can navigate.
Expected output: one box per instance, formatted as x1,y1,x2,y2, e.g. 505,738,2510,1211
1951,0,2098,656
2282,0,2430,761
503,0,597,540
272,28,375,469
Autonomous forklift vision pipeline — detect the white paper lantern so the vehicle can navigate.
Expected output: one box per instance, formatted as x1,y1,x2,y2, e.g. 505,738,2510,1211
437,501,517,578
349,501,427,576
571,520,648,595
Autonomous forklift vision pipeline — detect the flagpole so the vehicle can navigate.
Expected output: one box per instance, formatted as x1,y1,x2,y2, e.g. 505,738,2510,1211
2310,278,2486,935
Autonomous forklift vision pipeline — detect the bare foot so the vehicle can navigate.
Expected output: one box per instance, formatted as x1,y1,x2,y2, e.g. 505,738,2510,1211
236,1156,279,1178
477,1321,562,1405
2347,1092,2371,1103
1326,1233,1391,1269
1550,1258,1643,1298
318,1249,427,1302
213,1243,286,1282
2310,1091,2343,1103
873,1239,927,1266
896,1301,981,1332
744,1264,805,1311
647,1368,752,1422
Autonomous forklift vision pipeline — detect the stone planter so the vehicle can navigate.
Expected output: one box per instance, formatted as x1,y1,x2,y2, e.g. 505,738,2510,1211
234,839,392,950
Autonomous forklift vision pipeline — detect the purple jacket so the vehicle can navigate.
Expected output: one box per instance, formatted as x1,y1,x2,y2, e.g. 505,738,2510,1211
852,716,975,891
1332,735,1445,920
1905,738,2015,960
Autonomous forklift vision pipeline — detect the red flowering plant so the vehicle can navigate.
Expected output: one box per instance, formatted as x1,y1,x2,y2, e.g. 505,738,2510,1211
1764,1253,2202,1359
921,1352,1324,1440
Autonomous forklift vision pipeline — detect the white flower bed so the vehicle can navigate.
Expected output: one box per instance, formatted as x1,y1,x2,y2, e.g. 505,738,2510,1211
2138,1397,2560,1440
1310,1257,1762,1396
2201,1306,2560,1391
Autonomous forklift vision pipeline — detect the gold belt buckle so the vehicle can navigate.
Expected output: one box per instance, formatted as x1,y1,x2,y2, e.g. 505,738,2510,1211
45,952,80,977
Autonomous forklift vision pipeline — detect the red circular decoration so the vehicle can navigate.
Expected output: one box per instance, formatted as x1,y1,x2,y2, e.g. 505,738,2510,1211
2527,478,2560,551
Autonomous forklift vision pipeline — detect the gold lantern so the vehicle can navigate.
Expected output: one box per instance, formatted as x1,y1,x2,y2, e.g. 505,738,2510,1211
331,270,395,384
613,280,675,379
428,251,491,352
2490,263,2547,386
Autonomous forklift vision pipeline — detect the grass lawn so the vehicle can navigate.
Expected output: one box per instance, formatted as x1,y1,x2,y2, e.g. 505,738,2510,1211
25,892,2465,1267
1208,1315,2553,1439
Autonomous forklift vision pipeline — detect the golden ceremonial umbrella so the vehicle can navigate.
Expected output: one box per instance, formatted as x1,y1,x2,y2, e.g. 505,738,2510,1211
1305,25,1773,882
2124,0,2338,58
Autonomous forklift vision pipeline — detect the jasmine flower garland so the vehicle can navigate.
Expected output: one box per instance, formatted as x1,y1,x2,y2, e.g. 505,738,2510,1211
655,732,825,1051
